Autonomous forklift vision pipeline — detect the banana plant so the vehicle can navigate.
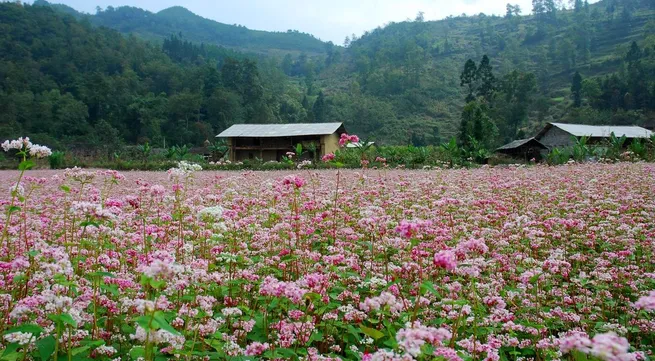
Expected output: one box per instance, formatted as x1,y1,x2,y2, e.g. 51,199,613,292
439,137,461,168
572,136,590,162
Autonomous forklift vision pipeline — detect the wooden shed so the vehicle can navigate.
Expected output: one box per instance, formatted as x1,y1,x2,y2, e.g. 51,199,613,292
216,123,346,162
496,138,548,161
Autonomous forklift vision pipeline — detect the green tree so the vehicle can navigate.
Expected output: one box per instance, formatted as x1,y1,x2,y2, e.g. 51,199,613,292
476,55,496,103
460,59,478,103
495,71,537,139
312,91,327,123
459,100,496,150
571,71,583,107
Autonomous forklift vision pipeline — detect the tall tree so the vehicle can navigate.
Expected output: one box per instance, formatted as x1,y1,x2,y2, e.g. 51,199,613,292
476,55,496,103
495,71,537,139
312,91,326,123
532,0,546,20
460,100,496,150
460,59,478,103
571,71,583,107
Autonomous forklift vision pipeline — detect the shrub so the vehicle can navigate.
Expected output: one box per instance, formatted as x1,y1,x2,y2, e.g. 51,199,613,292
48,151,66,169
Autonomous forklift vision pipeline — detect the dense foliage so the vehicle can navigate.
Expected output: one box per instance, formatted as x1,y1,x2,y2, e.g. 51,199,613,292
0,3,314,152
317,0,655,144
1,0,654,153
0,162,654,360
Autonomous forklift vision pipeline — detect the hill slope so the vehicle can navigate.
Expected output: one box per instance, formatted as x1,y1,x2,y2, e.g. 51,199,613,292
33,0,328,56
315,0,655,144
0,2,314,150
2,0,654,150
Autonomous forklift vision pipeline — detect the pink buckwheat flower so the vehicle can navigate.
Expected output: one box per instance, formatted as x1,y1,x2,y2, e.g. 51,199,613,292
322,153,335,162
434,250,457,270
633,290,655,311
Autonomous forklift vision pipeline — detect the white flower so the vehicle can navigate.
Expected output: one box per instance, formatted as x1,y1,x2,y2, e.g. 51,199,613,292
3,331,34,345
360,336,375,345
221,307,242,317
9,183,24,197
96,345,118,356
1,137,32,152
1,137,51,158
28,144,52,158
198,206,224,221
168,161,202,181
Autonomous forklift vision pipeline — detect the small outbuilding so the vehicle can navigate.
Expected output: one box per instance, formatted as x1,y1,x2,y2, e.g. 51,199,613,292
534,122,653,149
496,138,548,161
216,122,346,162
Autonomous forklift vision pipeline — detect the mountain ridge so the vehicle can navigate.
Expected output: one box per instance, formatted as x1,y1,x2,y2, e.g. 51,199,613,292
33,0,329,56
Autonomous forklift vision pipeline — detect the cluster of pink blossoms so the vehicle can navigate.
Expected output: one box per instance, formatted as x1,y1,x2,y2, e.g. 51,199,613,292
633,290,655,311
433,250,457,270
339,133,360,147
559,331,644,361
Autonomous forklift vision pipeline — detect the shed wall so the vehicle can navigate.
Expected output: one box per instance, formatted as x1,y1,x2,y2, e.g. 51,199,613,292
539,127,576,149
321,133,340,155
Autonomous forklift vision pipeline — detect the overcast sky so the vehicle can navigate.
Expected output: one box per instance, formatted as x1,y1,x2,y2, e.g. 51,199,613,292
41,0,568,44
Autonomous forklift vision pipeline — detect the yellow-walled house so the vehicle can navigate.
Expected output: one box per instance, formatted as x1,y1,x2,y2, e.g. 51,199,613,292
216,123,347,162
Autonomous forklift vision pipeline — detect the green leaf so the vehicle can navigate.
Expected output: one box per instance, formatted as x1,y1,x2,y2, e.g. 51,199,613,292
7,206,21,214
149,279,166,289
203,339,223,352
2,343,19,358
18,160,34,171
134,315,154,331
420,281,441,298
71,346,90,356
309,331,324,343
153,312,181,336
571,350,588,361
80,340,105,348
59,185,71,193
4,324,43,337
37,335,56,361
360,325,385,340
347,325,362,342
276,348,297,358
304,292,322,302
59,313,78,328
129,347,145,360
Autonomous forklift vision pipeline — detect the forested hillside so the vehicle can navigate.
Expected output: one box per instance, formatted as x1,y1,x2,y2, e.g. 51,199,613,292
32,0,328,56
1,0,654,152
317,0,655,145
0,3,314,151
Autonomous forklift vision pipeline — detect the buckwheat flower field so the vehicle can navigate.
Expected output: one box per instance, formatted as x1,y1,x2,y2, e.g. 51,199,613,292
1,164,654,361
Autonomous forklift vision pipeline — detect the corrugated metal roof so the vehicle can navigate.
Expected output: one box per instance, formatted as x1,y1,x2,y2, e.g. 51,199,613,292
496,138,547,151
216,123,344,138
549,123,653,138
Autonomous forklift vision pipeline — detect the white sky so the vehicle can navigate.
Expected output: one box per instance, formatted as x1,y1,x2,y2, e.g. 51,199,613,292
38,0,585,44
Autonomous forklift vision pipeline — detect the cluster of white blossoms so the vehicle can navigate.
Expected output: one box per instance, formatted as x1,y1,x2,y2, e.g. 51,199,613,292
168,161,203,181
197,206,224,220
3,331,35,345
2,137,52,158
